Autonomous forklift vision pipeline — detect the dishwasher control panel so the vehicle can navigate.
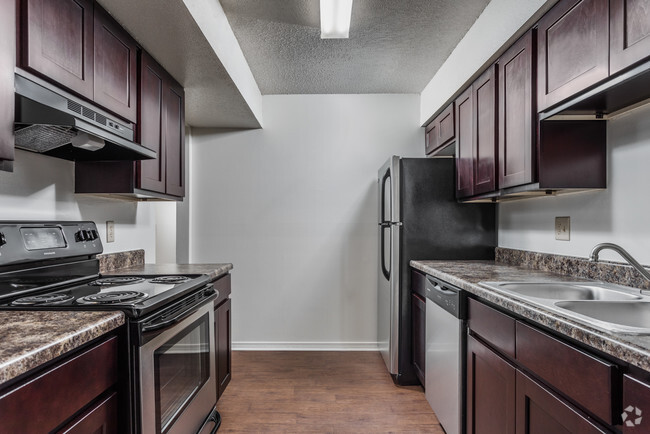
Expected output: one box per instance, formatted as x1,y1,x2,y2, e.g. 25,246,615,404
425,276,466,319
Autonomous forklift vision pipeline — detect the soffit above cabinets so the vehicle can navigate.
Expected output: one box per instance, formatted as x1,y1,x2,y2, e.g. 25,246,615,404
220,0,491,95
96,0,262,129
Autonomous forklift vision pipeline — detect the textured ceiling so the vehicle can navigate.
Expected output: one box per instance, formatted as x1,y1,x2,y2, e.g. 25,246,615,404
97,0,260,128
220,0,491,94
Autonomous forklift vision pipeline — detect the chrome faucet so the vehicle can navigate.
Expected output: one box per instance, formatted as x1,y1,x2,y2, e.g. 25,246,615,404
589,243,650,282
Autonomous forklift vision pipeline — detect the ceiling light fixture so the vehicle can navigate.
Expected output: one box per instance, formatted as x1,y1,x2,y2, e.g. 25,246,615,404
320,0,353,39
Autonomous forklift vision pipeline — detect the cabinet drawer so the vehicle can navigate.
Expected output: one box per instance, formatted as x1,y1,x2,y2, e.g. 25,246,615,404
623,374,650,432
468,298,515,358
516,322,616,424
411,269,426,298
0,336,118,433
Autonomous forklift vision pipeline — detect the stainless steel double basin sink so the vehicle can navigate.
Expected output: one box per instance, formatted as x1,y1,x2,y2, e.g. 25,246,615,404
479,281,650,335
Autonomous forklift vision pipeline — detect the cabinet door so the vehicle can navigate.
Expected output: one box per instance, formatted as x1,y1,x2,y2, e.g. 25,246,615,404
516,371,609,434
216,298,232,400
411,292,425,386
138,52,166,194
537,0,609,111
56,392,118,434
20,0,94,100
499,30,535,189
623,374,650,432
455,87,474,198
425,121,439,155
467,335,516,434
164,80,185,197
610,0,650,74
0,0,15,168
93,5,138,123
473,66,497,195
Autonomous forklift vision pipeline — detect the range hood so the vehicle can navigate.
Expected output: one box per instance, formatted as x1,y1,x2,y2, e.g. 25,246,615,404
13,70,155,161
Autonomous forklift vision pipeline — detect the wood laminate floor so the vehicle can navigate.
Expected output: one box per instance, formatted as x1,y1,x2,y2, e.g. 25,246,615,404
216,351,444,433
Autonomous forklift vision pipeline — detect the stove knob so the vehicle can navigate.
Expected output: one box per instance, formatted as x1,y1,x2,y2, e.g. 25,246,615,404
75,230,86,242
90,229,99,240
0,233,6,247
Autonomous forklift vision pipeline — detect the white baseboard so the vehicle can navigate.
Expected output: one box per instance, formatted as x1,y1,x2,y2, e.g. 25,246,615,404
232,341,379,351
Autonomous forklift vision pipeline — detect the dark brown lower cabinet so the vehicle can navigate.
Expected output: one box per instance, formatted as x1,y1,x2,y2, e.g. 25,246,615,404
466,335,516,434
516,371,609,433
216,298,232,398
56,392,118,434
623,374,650,433
213,274,232,400
411,292,425,386
466,296,625,433
0,336,119,433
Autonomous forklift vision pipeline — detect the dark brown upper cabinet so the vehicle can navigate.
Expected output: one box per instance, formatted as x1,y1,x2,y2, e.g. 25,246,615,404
425,102,455,156
455,66,497,199
19,0,95,100
537,0,609,112
610,0,650,74
138,51,185,197
93,6,138,124
498,30,536,190
75,51,185,200
455,87,474,198
0,0,15,172
18,0,138,123
472,66,497,195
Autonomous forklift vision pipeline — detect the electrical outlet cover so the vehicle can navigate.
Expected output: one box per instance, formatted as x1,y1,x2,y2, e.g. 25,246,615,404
106,221,115,243
555,216,570,241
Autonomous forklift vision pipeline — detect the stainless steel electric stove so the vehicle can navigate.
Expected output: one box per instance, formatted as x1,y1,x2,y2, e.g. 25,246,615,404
0,221,221,434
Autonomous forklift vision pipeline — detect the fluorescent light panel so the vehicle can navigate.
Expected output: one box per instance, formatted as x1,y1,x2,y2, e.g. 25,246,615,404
320,0,353,39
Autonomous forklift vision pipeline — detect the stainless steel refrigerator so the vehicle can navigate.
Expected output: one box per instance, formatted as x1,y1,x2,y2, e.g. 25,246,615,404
377,156,496,385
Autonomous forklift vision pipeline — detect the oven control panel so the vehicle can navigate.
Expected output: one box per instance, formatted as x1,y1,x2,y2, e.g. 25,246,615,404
0,221,103,266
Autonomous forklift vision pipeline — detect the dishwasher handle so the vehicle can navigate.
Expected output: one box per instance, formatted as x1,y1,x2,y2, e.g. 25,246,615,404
426,277,464,319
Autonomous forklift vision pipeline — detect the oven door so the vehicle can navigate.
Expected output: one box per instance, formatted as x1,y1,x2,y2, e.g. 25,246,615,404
139,299,216,434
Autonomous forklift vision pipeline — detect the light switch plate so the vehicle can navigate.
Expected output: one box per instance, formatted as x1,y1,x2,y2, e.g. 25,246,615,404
106,221,115,243
555,216,570,241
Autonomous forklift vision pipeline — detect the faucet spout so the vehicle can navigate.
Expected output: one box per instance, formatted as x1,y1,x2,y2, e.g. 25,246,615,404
589,243,650,282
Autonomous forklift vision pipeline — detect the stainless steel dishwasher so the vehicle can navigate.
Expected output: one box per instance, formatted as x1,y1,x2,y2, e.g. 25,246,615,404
425,276,466,434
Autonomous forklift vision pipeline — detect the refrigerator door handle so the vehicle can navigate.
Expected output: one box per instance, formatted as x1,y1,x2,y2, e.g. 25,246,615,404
380,225,391,280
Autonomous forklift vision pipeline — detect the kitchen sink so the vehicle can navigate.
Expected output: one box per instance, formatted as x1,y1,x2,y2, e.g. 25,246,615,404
480,280,650,335
555,301,650,333
480,281,642,301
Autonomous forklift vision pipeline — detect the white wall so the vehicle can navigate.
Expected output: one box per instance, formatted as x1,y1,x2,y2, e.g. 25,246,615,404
187,94,422,349
0,150,157,260
420,0,556,125
499,104,650,265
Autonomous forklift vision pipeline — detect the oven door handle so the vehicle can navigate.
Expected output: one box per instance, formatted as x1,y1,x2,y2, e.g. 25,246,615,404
141,286,217,333
197,407,221,434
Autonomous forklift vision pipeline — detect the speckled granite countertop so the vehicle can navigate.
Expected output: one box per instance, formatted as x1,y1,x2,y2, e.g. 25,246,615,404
108,263,233,281
0,311,124,386
411,260,650,372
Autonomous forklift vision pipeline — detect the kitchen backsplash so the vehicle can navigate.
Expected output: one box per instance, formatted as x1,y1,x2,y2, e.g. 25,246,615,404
98,249,145,273
496,247,650,290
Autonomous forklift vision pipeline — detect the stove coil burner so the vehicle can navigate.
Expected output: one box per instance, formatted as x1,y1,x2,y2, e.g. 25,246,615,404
91,276,146,286
150,276,191,284
12,293,75,306
77,291,148,304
